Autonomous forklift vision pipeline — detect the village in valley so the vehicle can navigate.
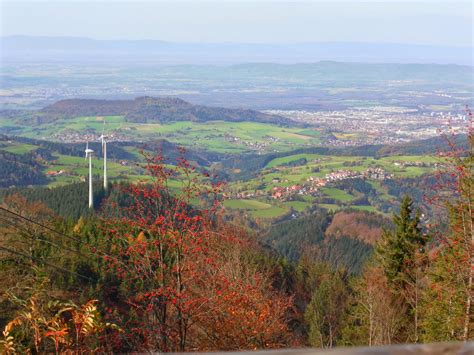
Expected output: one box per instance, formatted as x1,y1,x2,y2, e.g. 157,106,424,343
218,151,443,218
227,166,395,202
269,167,393,201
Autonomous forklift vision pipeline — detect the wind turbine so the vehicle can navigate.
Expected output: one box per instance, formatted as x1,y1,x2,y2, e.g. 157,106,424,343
99,122,108,190
85,142,94,208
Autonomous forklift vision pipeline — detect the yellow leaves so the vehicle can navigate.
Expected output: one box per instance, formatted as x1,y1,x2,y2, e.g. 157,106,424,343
3,318,22,337
0,334,16,354
1,294,120,353
127,231,146,245
73,216,85,234
75,300,101,337
136,231,146,243
0,318,23,354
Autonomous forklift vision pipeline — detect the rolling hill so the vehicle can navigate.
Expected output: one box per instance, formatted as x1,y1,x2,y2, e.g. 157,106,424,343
36,96,294,125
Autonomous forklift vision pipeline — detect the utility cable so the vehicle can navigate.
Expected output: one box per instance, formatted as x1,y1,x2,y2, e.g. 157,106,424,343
0,215,87,258
0,245,95,282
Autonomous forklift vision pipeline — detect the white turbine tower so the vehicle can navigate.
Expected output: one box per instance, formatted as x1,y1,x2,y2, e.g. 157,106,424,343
85,142,94,208
99,123,108,190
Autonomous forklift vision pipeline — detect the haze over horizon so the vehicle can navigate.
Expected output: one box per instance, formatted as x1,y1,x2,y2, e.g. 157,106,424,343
1,35,472,65
1,1,472,46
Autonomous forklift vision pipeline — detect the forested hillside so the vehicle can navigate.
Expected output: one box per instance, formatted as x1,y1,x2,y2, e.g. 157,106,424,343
264,209,386,273
0,150,48,187
6,135,216,166
3,96,294,125
0,182,108,220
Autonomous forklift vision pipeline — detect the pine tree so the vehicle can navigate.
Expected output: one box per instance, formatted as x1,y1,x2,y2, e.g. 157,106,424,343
375,195,428,342
376,195,426,287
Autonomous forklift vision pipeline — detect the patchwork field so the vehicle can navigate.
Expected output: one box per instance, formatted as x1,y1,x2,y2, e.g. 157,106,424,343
0,116,322,154
43,153,139,187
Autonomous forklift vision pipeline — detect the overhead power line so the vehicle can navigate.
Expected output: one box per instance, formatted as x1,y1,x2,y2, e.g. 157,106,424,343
0,205,130,271
0,245,95,282
0,206,80,244
0,215,86,258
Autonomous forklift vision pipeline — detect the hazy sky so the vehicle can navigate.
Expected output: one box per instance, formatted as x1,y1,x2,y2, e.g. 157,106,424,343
1,1,472,46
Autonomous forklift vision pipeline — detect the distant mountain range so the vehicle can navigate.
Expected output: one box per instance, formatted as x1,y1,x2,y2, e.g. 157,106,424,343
2,36,472,65
28,97,294,125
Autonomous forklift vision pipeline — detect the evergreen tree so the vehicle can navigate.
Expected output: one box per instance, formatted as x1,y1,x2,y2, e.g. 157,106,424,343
375,195,428,342
376,195,427,288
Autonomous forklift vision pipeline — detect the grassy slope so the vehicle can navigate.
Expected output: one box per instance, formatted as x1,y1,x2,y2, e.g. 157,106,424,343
0,116,321,154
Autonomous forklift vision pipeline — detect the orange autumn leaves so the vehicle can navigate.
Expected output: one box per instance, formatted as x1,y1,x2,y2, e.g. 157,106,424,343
96,150,293,352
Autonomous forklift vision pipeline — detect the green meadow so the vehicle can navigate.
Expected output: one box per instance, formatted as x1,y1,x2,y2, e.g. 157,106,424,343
320,187,355,202
0,116,322,154
0,143,38,154
223,199,290,219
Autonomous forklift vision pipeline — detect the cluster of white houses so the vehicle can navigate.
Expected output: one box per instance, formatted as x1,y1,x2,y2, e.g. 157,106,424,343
223,133,280,152
269,168,393,201
225,166,399,202
225,167,395,201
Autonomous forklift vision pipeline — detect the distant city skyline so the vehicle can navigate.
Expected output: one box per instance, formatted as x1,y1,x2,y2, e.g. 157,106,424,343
1,1,472,47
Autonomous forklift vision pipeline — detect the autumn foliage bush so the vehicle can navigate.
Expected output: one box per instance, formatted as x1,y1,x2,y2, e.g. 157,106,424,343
0,274,117,354
94,149,292,352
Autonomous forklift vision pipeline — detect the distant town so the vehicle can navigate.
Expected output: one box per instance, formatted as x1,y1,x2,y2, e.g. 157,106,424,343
265,108,468,147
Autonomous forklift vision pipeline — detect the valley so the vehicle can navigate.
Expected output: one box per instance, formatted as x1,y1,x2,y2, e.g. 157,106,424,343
1,90,461,223
0,130,443,220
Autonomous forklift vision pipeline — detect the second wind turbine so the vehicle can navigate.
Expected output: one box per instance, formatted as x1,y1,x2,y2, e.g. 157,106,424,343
84,142,94,209
99,125,108,191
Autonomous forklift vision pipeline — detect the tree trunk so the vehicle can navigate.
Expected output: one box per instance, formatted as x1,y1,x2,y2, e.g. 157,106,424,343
463,265,472,341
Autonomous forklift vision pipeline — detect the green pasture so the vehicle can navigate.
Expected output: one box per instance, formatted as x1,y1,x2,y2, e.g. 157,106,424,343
264,153,437,180
223,198,290,219
251,205,288,218
266,154,323,168
317,203,341,212
321,187,355,202
223,199,272,210
0,143,38,154
378,155,438,163
350,205,377,212
284,201,311,212
0,118,322,154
